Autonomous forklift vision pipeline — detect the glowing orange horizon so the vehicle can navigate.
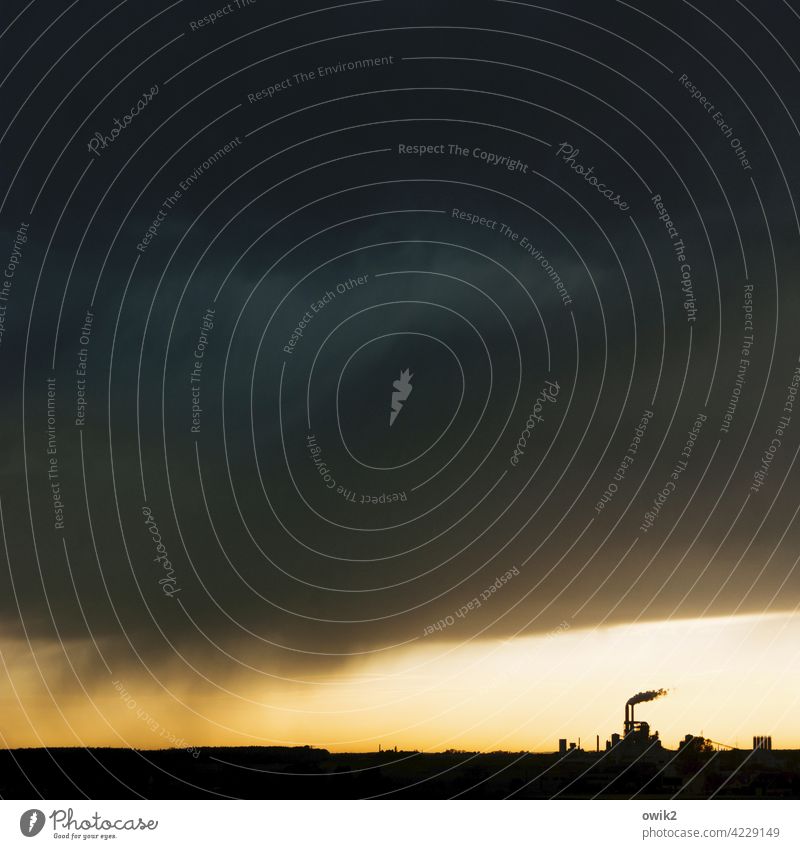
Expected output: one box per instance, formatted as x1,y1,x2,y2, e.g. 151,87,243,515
2,612,799,753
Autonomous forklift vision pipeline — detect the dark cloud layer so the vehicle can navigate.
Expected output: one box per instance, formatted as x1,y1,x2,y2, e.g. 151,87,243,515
1,0,799,700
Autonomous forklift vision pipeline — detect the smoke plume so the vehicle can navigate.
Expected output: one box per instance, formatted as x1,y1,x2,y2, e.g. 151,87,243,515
626,688,669,706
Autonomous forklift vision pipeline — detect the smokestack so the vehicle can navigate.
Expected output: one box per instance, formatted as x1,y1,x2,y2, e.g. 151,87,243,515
625,689,667,736
596,735,599,752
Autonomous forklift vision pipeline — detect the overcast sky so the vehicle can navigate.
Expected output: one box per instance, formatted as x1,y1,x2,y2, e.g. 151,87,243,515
1,0,799,751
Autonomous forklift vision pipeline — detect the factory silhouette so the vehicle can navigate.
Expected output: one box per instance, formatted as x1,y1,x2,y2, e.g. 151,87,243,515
559,688,672,757
2,689,795,799
558,688,775,765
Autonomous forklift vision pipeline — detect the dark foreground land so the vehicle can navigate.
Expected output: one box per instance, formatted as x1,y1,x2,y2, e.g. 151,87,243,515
2,746,798,799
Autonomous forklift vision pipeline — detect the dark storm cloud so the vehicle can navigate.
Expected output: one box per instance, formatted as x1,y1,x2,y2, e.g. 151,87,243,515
0,0,799,696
